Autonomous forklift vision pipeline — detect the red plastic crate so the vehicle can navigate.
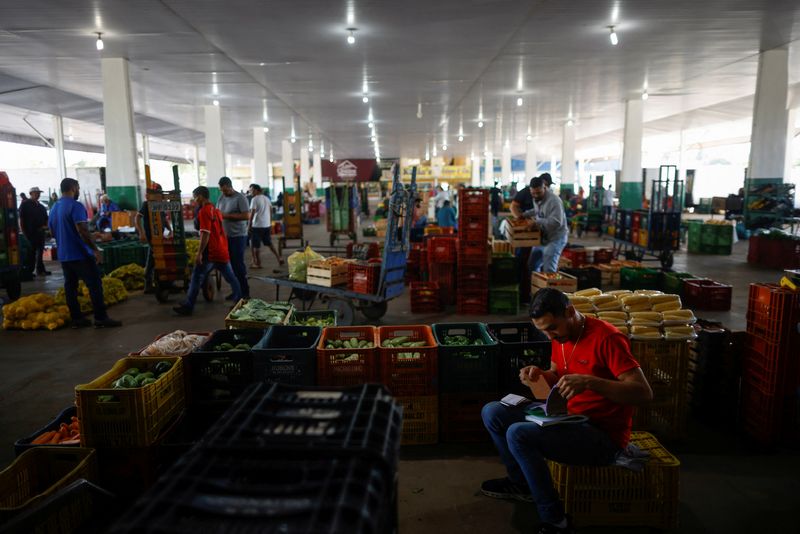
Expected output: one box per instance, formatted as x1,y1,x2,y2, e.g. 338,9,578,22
592,248,613,265
746,283,800,342
316,326,379,386
458,264,489,291
683,279,732,311
378,325,438,396
348,260,381,294
457,240,489,263
741,377,783,446
562,248,587,268
428,263,455,304
743,333,797,396
439,392,495,442
427,236,457,263
458,188,490,217
410,281,442,313
456,290,488,314
459,215,489,241
346,242,380,260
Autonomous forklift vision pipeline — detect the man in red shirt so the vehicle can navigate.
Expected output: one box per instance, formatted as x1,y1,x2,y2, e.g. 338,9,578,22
173,186,242,316
481,288,653,534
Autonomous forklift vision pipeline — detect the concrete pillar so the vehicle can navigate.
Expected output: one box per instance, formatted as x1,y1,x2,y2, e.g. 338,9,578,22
101,57,140,208
313,149,322,186
749,48,789,180
561,123,576,195
784,108,796,183
281,139,294,193
525,139,537,179
204,104,225,184
501,143,512,186
620,99,644,209
299,146,310,185
141,134,150,167
484,152,494,186
471,155,480,186
52,115,67,180
253,127,269,186
550,155,557,183
678,130,686,182
194,144,203,186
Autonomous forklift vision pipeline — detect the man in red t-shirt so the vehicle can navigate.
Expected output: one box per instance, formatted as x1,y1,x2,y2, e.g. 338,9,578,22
173,186,242,316
481,288,653,534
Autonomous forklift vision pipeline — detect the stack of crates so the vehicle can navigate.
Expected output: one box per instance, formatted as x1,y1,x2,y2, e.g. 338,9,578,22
486,322,550,397
108,383,402,534
629,339,690,440
742,283,800,446
647,213,681,251
426,236,456,304
433,323,498,442
348,260,381,294
457,188,490,314
409,281,442,313
406,242,426,283
0,172,20,268
489,254,519,315
614,209,632,242
146,173,187,285
378,325,439,444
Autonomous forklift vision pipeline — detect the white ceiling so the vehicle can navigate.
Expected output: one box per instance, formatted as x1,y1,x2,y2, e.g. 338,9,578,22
0,0,798,160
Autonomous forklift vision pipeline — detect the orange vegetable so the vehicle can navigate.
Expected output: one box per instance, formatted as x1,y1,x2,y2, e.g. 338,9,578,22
32,431,57,445
49,432,61,444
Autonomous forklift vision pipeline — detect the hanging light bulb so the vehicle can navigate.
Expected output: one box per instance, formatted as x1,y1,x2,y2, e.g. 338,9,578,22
432,145,438,157
263,127,269,133
416,102,423,119
347,30,356,45
516,97,523,107
609,26,619,46
526,134,533,141
371,136,376,142
362,95,369,103
290,136,296,143
567,119,574,127
68,134,74,141
478,120,484,128
212,99,219,106
368,121,374,129
442,144,448,151
458,135,464,142
642,90,649,100
95,32,104,50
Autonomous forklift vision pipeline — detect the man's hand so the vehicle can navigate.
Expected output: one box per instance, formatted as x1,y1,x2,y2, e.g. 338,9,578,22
522,208,537,218
519,365,542,386
93,249,103,264
194,252,203,267
556,374,593,400
139,234,147,243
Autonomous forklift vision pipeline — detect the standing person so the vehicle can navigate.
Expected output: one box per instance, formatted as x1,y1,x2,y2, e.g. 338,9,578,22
49,178,121,329
19,186,51,276
436,200,457,228
603,184,615,222
433,185,448,216
522,177,569,273
135,182,172,292
96,194,120,231
216,176,250,299
248,184,283,269
480,288,652,534
173,186,242,316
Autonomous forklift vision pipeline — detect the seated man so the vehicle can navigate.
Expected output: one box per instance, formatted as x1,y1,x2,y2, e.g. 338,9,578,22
481,288,653,534
97,194,120,231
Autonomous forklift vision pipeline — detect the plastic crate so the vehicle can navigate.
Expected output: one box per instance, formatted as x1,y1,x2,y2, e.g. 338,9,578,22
410,281,442,313
458,263,489,290
740,376,786,446
188,329,261,406
488,286,519,315
1,478,117,534
592,248,613,265
107,451,396,534
683,279,732,311
223,299,294,329
428,262,455,304
397,395,439,445
252,325,322,386
317,326,379,386
433,323,499,393
290,309,339,327
547,431,679,529
490,254,518,287
458,187,490,217
427,236,457,263
378,325,438,396
75,357,185,448
746,283,800,344
459,215,490,241
457,239,489,263
201,382,402,468
660,271,694,296
486,322,550,397
13,406,79,457
348,260,381,295
456,290,488,314
562,247,587,268
619,267,661,291
0,447,97,521
439,392,495,442
742,333,797,397
561,267,602,291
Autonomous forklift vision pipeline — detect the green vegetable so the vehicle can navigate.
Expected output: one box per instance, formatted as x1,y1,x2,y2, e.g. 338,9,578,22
442,335,484,346
135,372,154,386
140,377,156,386
154,361,173,376
124,367,140,377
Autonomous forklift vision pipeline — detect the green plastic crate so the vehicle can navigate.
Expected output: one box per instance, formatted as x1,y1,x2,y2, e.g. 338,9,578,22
490,255,518,288
489,286,519,315
661,272,693,296
620,267,661,290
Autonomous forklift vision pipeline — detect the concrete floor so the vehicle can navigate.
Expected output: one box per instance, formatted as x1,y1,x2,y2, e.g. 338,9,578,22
1,220,799,533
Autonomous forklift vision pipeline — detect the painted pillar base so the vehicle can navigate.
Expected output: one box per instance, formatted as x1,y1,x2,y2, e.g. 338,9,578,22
619,182,642,210
106,185,141,210
208,187,222,206
560,183,575,196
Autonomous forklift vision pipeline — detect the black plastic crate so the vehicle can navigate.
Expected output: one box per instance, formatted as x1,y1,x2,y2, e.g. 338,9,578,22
252,325,322,385
486,322,551,397
13,405,78,456
188,329,262,405
490,254,518,287
107,452,396,534
561,266,602,291
201,382,402,469
432,323,499,393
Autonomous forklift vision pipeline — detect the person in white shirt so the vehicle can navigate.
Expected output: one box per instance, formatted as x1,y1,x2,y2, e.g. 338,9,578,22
602,185,615,222
248,184,283,268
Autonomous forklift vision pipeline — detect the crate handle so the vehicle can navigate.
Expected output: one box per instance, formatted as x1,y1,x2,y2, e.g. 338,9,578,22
498,327,521,336
269,356,295,363
445,328,468,336
388,329,415,338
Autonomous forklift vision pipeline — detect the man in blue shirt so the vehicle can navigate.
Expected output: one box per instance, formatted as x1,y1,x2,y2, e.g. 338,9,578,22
49,178,122,329
436,200,457,228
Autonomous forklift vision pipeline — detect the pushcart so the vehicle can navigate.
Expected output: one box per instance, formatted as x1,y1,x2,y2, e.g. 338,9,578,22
0,172,22,302
278,174,306,256
327,183,359,246
254,165,415,325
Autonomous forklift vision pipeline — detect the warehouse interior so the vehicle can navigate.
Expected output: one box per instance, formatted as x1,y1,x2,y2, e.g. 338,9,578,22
1,1,800,533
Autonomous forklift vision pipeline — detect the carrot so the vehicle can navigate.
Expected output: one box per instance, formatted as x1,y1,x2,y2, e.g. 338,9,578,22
60,435,80,445
32,431,56,445
48,432,61,444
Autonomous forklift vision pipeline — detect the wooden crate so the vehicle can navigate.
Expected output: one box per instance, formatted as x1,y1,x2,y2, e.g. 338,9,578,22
595,264,621,288
491,239,514,255
509,225,541,248
224,299,293,329
531,271,578,294
307,259,352,287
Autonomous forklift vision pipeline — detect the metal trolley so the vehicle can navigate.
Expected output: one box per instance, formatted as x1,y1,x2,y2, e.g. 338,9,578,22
278,175,306,256
254,165,416,325
327,183,359,246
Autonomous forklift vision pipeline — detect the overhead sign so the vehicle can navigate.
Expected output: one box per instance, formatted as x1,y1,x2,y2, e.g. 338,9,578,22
337,160,358,180
321,159,381,182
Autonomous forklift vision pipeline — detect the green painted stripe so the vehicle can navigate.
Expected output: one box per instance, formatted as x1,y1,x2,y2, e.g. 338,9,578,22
106,185,141,210
619,182,642,210
559,183,575,196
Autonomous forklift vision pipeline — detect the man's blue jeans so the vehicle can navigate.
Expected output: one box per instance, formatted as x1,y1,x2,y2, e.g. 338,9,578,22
181,260,241,310
227,235,250,298
61,258,108,321
529,233,569,273
481,401,619,524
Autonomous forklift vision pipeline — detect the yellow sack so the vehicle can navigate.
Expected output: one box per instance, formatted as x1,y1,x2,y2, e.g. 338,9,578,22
288,245,324,282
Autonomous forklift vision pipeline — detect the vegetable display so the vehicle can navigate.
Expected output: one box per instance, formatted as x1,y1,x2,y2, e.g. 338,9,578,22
380,336,427,348
97,360,174,402
325,338,373,349
31,416,81,445
291,315,336,327
443,335,485,346
228,299,293,324
2,293,70,330
212,342,251,352
108,263,145,290
140,330,208,356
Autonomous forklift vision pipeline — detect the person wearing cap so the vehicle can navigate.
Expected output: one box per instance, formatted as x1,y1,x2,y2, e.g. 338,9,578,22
135,182,172,292
19,186,51,276
97,194,120,231
217,176,250,299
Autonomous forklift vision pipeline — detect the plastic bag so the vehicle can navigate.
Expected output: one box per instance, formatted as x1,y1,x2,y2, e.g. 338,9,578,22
288,245,324,281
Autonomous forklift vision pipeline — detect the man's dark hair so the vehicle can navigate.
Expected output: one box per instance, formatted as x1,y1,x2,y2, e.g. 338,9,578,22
218,176,232,187
193,186,210,199
60,178,79,193
530,288,569,319
539,173,552,186
250,183,262,192
444,200,451,207
530,177,544,189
